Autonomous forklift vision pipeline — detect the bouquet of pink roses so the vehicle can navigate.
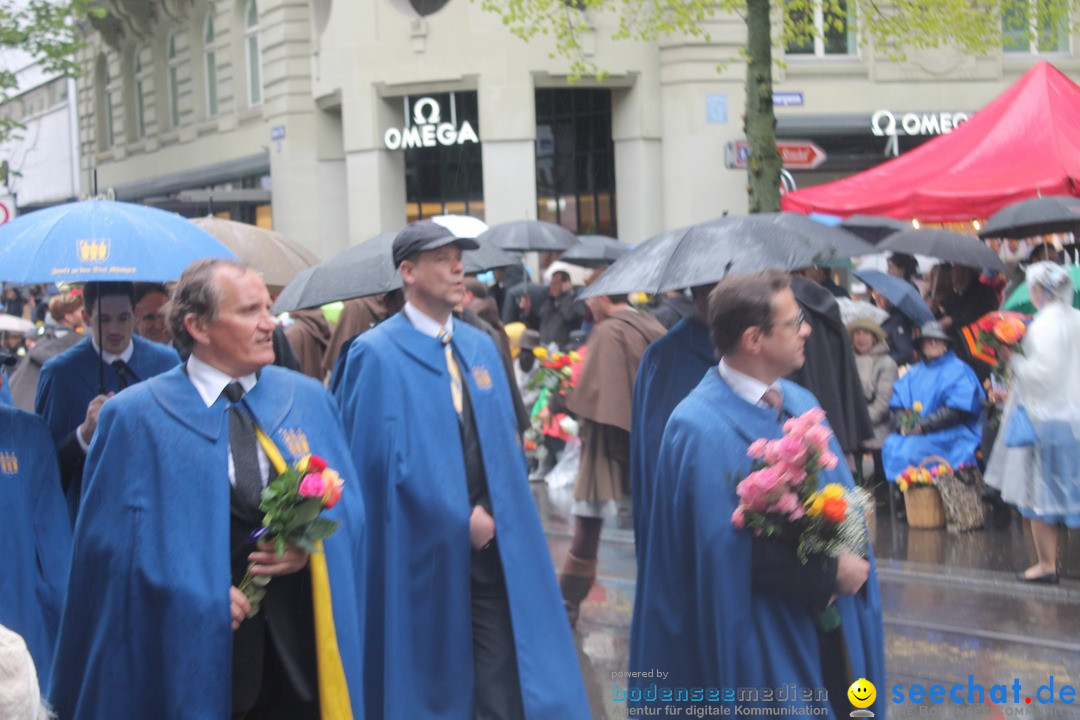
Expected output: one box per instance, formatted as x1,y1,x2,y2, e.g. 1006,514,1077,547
238,453,344,617
731,409,871,570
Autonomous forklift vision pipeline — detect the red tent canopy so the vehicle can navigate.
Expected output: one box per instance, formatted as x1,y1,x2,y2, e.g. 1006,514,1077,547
781,62,1080,222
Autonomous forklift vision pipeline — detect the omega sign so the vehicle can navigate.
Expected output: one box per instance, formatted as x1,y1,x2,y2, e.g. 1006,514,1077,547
871,109,970,137
384,97,479,150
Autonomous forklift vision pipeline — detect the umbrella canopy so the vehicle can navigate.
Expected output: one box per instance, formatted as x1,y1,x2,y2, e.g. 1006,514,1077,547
189,216,319,291
0,314,35,334
0,199,234,283
838,215,912,244
978,195,1080,240
431,214,489,239
560,235,630,268
836,297,889,327
852,269,935,325
1001,264,1080,314
878,229,1005,272
464,241,519,274
477,220,578,252
582,214,873,299
272,233,400,314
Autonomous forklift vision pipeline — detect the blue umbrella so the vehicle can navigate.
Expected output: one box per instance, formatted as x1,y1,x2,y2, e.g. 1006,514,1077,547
0,199,234,283
852,269,934,325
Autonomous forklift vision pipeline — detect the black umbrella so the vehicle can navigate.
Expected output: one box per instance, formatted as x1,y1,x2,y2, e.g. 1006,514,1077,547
838,214,912,244
978,195,1080,240
560,235,630,268
580,214,873,299
879,229,1005,271
477,220,579,252
272,233,401,313
464,241,519,275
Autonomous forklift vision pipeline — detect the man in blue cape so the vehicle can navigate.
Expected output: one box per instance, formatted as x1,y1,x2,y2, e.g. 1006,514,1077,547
883,320,985,480
336,220,589,720
50,260,365,719
35,281,180,520
630,270,885,717
0,397,71,694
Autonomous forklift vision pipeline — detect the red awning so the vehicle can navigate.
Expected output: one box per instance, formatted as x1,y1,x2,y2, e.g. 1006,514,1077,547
781,62,1080,223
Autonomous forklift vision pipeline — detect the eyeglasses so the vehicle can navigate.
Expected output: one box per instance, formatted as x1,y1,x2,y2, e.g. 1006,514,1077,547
774,309,805,332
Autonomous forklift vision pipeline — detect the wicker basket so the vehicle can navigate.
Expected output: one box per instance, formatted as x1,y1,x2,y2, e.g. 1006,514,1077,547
903,456,949,529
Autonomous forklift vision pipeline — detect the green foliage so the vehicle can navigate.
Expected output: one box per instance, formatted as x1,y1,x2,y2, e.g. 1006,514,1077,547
0,0,99,146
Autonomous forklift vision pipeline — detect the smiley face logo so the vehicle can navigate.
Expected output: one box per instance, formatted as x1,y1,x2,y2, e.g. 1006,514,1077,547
848,678,876,709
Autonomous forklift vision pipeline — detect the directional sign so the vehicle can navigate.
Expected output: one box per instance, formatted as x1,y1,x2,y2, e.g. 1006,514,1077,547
726,139,827,170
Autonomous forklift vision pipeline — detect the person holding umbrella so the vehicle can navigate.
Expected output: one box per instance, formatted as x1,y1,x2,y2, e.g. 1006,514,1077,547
35,281,181,520
984,263,1080,583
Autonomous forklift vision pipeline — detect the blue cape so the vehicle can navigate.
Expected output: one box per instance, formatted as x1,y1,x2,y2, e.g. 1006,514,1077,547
630,371,885,715
883,350,984,480
1,371,12,405
49,365,366,719
629,316,714,565
335,313,589,720
35,335,180,445
0,406,71,691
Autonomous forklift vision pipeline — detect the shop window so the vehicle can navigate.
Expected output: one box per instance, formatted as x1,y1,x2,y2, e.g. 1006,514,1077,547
784,0,857,57
1002,0,1069,53
402,92,484,222
535,88,616,236
204,14,218,117
245,0,263,107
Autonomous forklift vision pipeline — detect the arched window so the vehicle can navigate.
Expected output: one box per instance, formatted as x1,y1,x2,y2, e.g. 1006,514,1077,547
134,46,148,138
167,32,181,128
95,54,114,150
244,0,262,106
204,13,218,117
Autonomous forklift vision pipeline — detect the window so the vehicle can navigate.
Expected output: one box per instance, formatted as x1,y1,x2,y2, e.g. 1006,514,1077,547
535,89,617,236
95,54,114,150
134,46,148,138
204,14,218,117
785,0,857,57
1002,0,1069,53
402,92,485,221
167,32,181,128
245,0,262,106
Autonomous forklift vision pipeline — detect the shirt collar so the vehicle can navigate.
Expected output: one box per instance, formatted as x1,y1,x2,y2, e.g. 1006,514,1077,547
717,358,782,409
89,337,134,365
403,301,454,340
186,353,258,408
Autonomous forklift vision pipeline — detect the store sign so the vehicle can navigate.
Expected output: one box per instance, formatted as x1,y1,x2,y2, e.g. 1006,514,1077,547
870,110,970,137
384,96,479,150
0,194,13,225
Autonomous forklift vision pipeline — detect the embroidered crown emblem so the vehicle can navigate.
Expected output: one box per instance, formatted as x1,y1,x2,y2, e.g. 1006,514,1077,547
280,428,310,457
472,366,493,390
0,451,18,475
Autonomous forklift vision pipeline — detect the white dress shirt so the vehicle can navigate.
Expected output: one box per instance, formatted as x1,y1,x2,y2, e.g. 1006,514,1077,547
717,358,783,410
403,300,454,339
187,353,271,488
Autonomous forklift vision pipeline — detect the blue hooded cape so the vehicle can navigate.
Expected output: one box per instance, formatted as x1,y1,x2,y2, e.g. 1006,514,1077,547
49,365,366,719
630,370,885,716
35,335,180,445
882,350,984,480
335,313,589,720
0,406,71,691
629,316,715,565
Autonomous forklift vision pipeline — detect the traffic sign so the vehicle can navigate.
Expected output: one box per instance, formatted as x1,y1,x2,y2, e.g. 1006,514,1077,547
0,195,14,225
725,139,827,170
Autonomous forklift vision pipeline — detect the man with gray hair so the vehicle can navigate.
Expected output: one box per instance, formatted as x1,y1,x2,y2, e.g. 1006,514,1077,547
50,259,366,719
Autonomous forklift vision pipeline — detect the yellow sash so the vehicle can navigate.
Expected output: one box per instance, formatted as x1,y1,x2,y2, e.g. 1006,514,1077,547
256,427,354,720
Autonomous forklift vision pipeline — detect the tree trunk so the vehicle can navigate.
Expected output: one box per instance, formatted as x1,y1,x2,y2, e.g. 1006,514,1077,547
745,0,782,214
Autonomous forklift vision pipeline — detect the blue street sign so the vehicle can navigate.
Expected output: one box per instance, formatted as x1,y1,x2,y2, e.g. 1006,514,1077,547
706,94,728,124
772,91,805,107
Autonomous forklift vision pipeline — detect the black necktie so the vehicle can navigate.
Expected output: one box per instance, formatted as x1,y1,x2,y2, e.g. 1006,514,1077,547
224,382,263,512
112,359,130,390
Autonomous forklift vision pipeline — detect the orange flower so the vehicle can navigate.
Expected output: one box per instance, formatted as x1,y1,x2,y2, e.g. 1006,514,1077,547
992,315,1026,345
822,497,847,523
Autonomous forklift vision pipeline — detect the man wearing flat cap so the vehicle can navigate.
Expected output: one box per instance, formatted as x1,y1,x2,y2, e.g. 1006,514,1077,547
336,219,589,720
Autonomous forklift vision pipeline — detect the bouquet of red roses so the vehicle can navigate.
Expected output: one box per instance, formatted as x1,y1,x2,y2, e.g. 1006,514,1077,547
238,453,344,617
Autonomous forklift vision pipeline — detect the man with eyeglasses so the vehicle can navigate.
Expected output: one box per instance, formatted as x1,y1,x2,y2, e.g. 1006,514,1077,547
630,269,884,718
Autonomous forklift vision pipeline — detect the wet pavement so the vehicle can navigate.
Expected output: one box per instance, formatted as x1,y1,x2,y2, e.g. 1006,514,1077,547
535,479,1080,720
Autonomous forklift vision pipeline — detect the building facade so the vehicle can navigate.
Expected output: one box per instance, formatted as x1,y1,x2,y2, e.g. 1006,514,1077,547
72,0,1080,257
